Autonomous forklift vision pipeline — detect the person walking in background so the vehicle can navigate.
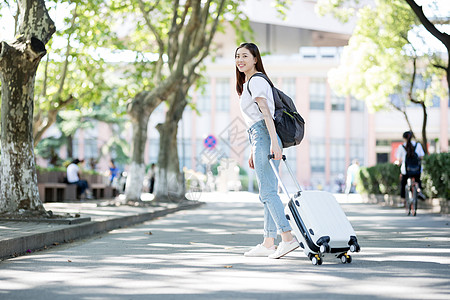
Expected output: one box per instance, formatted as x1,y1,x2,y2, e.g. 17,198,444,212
395,131,426,201
148,163,156,194
67,158,93,200
108,159,119,186
235,42,299,259
345,159,360,194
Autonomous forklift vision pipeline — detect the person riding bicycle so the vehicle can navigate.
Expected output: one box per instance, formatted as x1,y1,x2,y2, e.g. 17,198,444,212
395,131,426,201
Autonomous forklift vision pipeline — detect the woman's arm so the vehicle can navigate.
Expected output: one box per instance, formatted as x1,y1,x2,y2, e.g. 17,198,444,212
255,97,282,160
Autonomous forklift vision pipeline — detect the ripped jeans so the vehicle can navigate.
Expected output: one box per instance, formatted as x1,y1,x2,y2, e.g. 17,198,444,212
248,120,292,238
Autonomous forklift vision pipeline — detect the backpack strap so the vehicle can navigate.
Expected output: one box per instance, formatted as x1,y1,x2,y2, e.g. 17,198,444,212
246,73,273,96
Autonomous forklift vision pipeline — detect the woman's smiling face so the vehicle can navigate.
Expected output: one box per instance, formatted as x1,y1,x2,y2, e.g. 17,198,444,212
235,47,256,74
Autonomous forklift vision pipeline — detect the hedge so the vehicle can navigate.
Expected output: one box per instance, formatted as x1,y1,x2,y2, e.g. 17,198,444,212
421,152,449,200
356,152,449,199
356,163,400,195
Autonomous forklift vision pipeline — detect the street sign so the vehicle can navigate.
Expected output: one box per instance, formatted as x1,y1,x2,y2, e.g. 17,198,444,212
203,135,217,149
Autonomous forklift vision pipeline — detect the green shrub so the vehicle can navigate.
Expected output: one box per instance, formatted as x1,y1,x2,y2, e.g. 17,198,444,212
356,163,400,195
357,152,449,199
422,152,450,199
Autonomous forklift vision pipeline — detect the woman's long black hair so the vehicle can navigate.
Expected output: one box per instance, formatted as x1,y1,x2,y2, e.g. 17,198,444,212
235,43,271,96
403,131,415,157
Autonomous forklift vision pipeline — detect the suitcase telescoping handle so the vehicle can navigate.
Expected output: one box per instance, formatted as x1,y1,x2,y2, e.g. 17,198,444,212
268,154,303,198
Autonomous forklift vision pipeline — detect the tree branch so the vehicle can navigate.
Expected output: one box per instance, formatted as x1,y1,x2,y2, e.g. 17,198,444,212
404,0,450,51
138,0,164,56
433,64,447,70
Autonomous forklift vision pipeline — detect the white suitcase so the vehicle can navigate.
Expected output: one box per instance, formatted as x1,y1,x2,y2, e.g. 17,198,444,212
269,155,361,265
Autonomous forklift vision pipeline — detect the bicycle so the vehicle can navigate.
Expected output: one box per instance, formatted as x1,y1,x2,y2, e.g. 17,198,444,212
405,177,418,216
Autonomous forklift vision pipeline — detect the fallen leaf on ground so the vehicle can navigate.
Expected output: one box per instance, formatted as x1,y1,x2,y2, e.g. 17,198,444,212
224,265,233,268
68,260,72,263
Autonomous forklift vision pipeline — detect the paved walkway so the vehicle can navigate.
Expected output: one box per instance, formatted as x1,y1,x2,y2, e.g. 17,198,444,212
0,192,449,299
0,196,202,259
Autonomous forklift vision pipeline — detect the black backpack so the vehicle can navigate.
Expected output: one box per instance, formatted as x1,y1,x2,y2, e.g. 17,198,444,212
403,143,421,176
247,73,305,148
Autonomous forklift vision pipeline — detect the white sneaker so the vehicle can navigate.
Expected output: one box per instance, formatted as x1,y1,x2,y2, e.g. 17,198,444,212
244,244,276,257
268,238,300,259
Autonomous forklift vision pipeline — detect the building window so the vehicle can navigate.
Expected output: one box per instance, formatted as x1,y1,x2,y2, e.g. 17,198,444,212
331,90,345,111
281,78,296,102
197,82,211,112
309,78,326,110
310,138,325,173
84,139,98,170
350,139,365,166
330,139,346,175
215,78,230,111
351,96,365,111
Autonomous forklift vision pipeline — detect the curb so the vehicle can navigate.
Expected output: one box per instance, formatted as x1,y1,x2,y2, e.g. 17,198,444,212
0,201,204,260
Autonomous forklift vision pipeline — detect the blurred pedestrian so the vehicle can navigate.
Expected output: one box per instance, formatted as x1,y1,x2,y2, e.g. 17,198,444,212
109,159,119,186
345,159,360,194
67,158,93,199
148,163,156,194
395,131,426,200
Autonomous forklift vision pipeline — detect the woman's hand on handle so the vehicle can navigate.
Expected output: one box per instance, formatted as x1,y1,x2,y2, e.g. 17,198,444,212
271,141,282,160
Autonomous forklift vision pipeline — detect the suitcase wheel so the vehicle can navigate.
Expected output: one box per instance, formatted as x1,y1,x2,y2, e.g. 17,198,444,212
349,242,360,253
285,214,290,220
311,254,322,266
339,253,352,264
319,242,330,254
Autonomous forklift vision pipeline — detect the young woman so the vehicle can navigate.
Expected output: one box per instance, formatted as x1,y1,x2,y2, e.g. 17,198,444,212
235,42,299,259
395,131,426,200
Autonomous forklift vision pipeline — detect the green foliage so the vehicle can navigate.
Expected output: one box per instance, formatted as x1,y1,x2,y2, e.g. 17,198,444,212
320,0,446,113
422,153,450,199
357,153,449,199
34,137,66,166
33,0,125,144
316,0,362,23
36,165,67,173
356,163,401,195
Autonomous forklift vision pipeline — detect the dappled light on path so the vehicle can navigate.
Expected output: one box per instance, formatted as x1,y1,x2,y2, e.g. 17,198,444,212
0,192,449,299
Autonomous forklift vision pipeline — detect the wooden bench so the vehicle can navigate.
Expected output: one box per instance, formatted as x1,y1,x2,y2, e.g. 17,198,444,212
37,182,77,203
90,183,114,199
37,170,115,202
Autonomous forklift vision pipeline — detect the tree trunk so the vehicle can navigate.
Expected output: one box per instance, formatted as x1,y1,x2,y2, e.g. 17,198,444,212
420,102,428,154
155,89,188,202
0,39,47,214
124,92,159,201
0,0,55,215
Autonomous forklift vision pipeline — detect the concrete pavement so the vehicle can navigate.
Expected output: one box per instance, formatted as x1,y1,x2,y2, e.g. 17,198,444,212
0,196,203,260
0,192,449,300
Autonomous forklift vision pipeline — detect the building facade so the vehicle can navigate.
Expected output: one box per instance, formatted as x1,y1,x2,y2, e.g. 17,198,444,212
43,0,449,192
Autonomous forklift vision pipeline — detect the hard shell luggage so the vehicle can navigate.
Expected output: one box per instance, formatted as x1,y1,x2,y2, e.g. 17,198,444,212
268,155,361,265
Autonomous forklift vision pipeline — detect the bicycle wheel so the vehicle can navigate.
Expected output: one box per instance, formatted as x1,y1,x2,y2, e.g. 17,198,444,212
411,185,418,216
405,183,412,216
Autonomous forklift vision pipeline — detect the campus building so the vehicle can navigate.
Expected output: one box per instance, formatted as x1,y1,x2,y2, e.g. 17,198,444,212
43,0,449,191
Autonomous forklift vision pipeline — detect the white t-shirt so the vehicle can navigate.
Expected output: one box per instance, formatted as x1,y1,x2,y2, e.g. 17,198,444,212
67,163,80,183
395,141,425,175
239,75,275,128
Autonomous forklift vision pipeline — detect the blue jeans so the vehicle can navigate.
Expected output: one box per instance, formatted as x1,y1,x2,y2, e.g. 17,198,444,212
248,120,292,238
